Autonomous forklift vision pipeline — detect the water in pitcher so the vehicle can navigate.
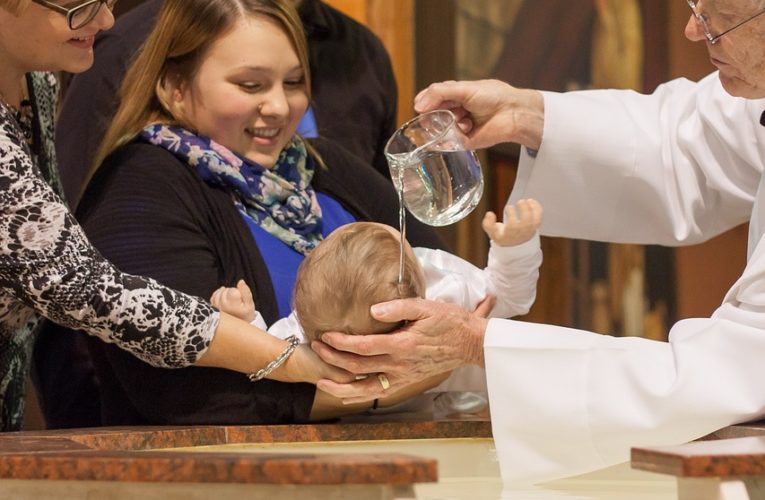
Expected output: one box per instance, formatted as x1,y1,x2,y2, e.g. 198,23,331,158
389,149,484,227
396,164,407,287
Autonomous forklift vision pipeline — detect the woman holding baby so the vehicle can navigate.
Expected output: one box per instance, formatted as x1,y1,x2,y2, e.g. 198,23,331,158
65,0,454,425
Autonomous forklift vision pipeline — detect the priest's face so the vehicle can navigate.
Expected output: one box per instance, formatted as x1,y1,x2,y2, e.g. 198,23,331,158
685,0,765,98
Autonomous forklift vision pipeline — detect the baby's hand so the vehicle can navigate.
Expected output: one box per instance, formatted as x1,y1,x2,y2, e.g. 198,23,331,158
210,279,255,323
482,198,543,247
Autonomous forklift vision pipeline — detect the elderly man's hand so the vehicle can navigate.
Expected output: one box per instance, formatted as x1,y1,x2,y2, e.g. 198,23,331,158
311,298,488,404
413,79,545,151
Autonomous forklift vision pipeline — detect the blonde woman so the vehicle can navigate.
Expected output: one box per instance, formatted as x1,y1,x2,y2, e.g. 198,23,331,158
73,0,444,425
0,0,347,432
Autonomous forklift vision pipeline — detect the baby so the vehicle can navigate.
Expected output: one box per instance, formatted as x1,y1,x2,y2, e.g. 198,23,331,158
211,199,543,414
212,199,543,338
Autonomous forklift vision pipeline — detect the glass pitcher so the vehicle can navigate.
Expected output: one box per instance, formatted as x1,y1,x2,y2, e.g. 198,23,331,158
385,109,484,227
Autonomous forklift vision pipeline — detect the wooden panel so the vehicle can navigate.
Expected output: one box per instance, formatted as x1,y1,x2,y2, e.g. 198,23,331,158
415,0,456,89
414,0,461,256
492,0,594,91
640,0,669,91
667,2,715,81
323,0,367,24
365,0,415,126
675,226,748,319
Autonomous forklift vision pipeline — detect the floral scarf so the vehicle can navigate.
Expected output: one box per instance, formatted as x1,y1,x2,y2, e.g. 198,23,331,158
140,125,323,255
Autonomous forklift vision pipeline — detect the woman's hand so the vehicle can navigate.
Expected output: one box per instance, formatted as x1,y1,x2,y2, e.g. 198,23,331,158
279,343,357,385
199,313,355,385
413,79,544,151
311,298,488,404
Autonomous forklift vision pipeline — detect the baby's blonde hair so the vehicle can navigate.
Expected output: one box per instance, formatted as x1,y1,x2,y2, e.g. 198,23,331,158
294,222,425,341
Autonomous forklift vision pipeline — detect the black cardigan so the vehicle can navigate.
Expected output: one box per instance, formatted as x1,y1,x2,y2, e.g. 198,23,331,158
75,137,447,425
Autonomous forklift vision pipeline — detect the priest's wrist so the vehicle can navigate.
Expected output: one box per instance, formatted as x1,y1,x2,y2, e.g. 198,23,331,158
464,314,488,367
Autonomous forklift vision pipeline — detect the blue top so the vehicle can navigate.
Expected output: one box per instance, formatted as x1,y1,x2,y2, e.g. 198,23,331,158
241,192,356,318
296,106,319,138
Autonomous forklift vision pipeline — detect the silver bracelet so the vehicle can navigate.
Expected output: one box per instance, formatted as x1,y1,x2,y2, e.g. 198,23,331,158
247,335,300,382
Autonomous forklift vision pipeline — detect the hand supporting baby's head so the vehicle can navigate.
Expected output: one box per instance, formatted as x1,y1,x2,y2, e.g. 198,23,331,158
294,222,425,341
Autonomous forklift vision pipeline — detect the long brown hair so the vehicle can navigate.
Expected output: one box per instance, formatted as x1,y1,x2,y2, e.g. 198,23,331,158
87,0,311,196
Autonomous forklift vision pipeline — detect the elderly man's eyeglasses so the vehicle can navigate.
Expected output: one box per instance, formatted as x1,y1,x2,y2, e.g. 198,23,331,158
31,0,118,31
686,0,765,44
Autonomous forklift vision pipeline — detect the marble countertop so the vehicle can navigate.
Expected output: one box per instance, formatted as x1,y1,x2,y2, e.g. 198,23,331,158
5,413,763,484
0,413,491,484
632,420,765,478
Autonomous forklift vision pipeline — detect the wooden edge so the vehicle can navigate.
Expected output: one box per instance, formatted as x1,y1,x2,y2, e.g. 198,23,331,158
632,436,765,478
0,450,437,484
0,418,492,484
2,418,492,452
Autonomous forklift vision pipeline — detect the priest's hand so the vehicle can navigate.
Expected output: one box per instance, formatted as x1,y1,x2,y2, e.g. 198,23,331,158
413,79,544,151
311,298,488,404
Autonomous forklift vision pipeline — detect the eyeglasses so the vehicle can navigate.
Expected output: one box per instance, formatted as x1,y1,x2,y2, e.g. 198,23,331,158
686,0,765,44
31,0,118,30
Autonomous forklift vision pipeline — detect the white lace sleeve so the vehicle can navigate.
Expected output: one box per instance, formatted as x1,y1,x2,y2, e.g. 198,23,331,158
0,104,219,368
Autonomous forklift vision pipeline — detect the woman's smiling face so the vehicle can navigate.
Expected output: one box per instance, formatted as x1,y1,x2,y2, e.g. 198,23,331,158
0,0,115,75
174,14,309,168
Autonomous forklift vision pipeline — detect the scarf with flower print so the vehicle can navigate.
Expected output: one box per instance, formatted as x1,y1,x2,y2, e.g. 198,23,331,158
140,124,323,255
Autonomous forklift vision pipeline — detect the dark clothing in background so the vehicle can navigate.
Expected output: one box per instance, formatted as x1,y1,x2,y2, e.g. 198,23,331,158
299,0,398,176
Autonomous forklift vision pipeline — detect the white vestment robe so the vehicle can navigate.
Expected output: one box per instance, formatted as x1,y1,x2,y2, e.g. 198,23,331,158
487,72,765,484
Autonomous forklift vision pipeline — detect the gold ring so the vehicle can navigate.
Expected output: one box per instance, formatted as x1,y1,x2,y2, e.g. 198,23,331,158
377,373,391,391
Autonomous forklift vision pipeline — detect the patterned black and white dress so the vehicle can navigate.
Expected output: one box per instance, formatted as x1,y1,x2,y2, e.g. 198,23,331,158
0,72,219,431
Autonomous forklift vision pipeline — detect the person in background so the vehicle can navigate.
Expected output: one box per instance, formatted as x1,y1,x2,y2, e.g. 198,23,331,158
35,0,399,428
310,0,765,484
64,0,445,426
0,0,347,433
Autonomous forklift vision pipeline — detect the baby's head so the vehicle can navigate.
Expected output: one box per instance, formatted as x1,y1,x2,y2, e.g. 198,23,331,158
294,222,425,341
